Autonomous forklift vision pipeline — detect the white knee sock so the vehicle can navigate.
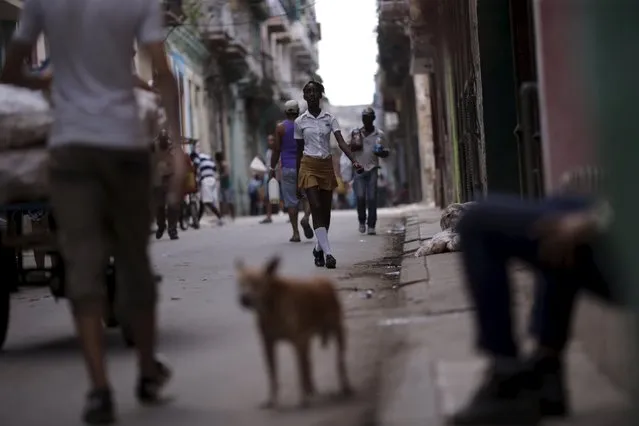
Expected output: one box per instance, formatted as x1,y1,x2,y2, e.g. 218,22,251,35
315,227,332,255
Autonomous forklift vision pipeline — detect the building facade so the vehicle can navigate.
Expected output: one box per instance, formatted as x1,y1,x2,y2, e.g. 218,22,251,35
1,0,322,216
200,0,321,215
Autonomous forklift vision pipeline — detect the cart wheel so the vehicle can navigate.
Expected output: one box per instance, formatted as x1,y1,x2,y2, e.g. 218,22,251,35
0,281,9,351
121,323,134,347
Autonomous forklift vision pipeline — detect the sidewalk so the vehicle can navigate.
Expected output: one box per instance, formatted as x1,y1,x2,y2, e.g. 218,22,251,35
377,207,630,426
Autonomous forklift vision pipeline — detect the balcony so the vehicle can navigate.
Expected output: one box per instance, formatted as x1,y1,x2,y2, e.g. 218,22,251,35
247,0,270,21
265,0,292,43
290,20,318,71
201,4,234,49
378,0,409,26
308,21,321,42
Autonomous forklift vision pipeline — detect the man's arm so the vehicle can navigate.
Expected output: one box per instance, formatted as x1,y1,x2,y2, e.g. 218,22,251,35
0,0,50,90
270,122,284,177
138,0,184,200
377,131,390,158
293,120,304,187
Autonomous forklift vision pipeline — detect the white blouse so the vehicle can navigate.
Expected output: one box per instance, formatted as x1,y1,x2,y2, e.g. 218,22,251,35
294,110,341,158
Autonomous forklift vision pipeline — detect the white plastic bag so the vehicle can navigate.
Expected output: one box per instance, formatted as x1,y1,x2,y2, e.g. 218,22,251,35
340,153,353,182
0,148,49,204
0,84,52,150
250,156,267,174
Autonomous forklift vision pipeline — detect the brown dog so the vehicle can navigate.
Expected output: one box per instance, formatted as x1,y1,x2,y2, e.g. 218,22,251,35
235,256,353,408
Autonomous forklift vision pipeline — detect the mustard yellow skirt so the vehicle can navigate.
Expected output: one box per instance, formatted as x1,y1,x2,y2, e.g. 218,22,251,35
298,155,338,191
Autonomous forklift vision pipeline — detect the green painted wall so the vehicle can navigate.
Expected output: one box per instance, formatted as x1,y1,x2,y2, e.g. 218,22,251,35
443,48,462,203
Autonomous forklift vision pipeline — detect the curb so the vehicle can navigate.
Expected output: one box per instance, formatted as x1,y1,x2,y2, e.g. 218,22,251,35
377,208,442,426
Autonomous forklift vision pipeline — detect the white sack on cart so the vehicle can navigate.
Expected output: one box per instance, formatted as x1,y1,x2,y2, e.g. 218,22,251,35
0,84,52,151
135,88,165,142
0,149,48,204
250,156,267,174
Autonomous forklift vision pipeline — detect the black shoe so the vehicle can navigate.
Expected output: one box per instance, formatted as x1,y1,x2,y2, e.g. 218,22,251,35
136,357,172,405
325,254,337,269
447,365,540,425
83,388,115,425
526,354,569,418
168,231,179,240
300,218,314,239
313,247,325,267
155,228,165,240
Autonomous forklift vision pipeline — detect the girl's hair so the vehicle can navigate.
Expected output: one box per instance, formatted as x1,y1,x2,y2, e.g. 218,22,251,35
303,80,325,94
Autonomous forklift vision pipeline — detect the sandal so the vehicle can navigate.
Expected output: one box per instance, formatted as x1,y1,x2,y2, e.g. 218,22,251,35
136,357,172,405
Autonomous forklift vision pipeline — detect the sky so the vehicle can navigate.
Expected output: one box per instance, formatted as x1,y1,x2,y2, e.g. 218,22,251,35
314,0,378,106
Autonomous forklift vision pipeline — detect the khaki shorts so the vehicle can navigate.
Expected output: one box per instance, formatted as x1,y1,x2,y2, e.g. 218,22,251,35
49,145,156,312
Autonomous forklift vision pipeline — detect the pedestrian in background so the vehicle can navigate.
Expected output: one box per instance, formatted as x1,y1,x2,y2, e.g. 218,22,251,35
215,151,236,220
248,173,263,216
0,0,183,422
350,107,389,235
270,100,314,242
154,129,179,240
191,149,224,226
260,134,279,224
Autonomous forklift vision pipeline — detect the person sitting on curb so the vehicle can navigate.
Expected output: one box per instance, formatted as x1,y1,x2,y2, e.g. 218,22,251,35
449,166,616,425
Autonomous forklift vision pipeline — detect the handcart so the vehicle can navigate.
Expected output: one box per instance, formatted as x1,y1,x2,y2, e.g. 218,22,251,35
0,200,134,351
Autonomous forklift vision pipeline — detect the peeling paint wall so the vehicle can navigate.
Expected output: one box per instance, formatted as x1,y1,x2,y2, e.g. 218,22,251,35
413,73,436,207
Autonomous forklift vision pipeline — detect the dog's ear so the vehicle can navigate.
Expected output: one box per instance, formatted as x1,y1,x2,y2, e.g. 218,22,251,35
234,258,245,271
265,256,281,276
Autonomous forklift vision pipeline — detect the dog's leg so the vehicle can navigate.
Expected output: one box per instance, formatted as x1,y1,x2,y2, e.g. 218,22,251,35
294,337,315,408
260,335,279,409
335,323,353,396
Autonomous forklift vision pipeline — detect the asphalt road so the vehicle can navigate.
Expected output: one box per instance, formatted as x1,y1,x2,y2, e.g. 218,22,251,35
0,209,405,426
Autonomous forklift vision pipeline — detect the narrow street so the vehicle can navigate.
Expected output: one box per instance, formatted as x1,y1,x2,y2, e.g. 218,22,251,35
0,209,405,426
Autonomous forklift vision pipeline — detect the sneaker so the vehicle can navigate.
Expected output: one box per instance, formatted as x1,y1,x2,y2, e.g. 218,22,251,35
136,357,172,405
313,247,325,267
367,227,376,235
358,224,366,234
260,217,273,224
325,254,337,269
447,364,540,425
83,388,115,425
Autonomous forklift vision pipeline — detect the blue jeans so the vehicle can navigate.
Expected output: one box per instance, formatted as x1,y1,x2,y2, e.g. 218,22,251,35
353,168,378,228
457,194,613,357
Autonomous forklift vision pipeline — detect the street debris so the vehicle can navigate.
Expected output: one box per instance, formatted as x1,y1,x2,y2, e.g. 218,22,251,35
415,202,476,257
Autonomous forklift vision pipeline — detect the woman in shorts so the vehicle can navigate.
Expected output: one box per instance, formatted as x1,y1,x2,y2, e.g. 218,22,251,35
294,81,362,268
